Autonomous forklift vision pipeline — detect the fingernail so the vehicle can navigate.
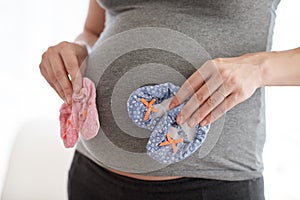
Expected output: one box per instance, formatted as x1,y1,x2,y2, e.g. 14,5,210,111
169,103,176,109
200,120,207,126
188,118,197,127
177,114,184,125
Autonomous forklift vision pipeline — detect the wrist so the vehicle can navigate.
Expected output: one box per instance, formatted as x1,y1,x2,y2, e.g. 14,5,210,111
74,41,93,55
238,51,271,88
259,51,279,87
244,51,275,88
83,43,92,55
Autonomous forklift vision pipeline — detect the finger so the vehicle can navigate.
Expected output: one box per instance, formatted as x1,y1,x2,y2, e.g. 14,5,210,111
169,68,209,110
61,45,83,93
169,60,218,109
177,75,223,125
53,78,67,102
49,54,73,104
187,88,227,127
199,92,237,126
40,60,65,101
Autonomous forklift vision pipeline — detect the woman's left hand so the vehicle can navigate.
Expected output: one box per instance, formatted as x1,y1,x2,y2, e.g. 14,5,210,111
169,52,266,127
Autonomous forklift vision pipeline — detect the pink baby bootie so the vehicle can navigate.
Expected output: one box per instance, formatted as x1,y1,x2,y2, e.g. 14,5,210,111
59,77,100,148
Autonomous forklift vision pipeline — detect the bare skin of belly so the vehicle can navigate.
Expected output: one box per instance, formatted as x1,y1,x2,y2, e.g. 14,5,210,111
107,167,183,181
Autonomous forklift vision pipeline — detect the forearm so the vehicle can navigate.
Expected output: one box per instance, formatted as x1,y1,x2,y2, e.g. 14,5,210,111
261,47,300,86
74,0,105,51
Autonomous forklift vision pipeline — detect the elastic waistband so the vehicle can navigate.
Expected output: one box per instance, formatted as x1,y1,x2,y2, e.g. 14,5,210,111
72,150,264,193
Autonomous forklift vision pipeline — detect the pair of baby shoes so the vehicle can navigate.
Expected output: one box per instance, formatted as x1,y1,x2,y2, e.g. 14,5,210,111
59,78,99,148
127,83,210,164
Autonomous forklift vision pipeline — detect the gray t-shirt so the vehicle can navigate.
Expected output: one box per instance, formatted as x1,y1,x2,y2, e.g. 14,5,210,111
76,0,281,181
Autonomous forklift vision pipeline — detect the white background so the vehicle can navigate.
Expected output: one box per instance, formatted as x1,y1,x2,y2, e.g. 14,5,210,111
0,0,300,199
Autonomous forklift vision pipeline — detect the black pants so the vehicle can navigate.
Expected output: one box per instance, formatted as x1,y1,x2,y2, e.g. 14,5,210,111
68,150,264,200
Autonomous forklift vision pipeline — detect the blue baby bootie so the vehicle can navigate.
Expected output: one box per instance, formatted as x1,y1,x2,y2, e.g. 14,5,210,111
127,82,210,164
127,83,179,131
147,106,210,164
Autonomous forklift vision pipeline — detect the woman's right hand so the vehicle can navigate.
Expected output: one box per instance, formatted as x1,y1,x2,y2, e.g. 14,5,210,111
39,41,88,104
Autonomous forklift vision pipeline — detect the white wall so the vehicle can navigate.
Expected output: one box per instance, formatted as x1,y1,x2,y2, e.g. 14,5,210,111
0,0,300,199
0,0,87,197
264,1,300,199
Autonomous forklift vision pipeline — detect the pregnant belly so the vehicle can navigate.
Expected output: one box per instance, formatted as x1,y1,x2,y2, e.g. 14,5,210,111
82,27,223,174
81,9,268,176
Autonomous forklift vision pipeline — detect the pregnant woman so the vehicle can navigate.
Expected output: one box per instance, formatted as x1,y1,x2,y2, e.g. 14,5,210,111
39,0,300,199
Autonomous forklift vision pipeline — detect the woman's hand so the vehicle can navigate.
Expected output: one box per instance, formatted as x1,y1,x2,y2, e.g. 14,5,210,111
39,0,105,104
39,41,88,104
169,52,267,127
